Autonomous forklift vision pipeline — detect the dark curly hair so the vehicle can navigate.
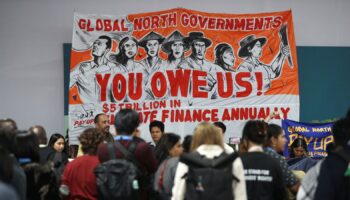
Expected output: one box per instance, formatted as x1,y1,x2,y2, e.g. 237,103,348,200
78,128,104,155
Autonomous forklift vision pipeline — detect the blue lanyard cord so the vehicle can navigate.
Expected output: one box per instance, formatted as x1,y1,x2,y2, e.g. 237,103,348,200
115,135,133,141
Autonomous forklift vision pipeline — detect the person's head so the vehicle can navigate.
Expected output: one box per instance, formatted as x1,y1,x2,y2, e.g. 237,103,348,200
48,133,66,153
114,109,140,135
139,31,164,58
162,30,189,62
15,130,40,162
120,36,138,59
182,135,192,153
169,41,185,60
191,122,224,151
0,118,18,132
289,138,308,158
78,128,104,155
94,113,110,133
155,133,183,163
185,32,211,60
28,125,47,145
215,43,235,70
238,35,266,59
112,36,138,65
332,117,350,148
192,40,207,60
213,121,226,135
92,35,111,57
149,120,165,144
0,128,17,154
0,146,13,183
145,40,160,57
241,120,268,149
267,124,287,153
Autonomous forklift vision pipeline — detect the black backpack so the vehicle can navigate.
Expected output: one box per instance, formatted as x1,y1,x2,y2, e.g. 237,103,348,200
180,151,239,200
94,141,141,200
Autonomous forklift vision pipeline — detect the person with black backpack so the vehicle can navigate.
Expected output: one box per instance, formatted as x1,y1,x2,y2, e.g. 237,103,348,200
172,122,247,200
96,109,158,200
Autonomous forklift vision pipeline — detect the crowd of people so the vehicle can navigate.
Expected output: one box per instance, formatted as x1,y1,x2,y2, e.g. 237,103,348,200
0,108,349,200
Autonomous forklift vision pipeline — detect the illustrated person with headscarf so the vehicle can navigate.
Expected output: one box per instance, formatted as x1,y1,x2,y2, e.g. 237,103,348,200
70,35,116,103
214,43,236,72
236,33,290,93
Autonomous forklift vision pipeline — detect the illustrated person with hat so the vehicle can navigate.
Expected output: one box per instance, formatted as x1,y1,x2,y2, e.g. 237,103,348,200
139,31,165,78
162,30,191,70
236,33,291,93
138,31,166,100
184,32,220,100
70,35,116,103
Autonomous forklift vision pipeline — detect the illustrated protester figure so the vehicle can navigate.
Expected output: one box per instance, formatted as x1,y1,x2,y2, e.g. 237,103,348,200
70,35,114,103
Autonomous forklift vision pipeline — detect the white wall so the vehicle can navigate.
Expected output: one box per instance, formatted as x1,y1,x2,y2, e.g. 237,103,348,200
0,0,349,137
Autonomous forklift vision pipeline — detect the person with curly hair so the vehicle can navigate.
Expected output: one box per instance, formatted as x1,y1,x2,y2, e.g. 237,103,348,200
60,128,104,200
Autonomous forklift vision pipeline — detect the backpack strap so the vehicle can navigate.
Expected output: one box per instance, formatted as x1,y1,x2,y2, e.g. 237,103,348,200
107,143,116,160
114,140,141,168
180,151,238,168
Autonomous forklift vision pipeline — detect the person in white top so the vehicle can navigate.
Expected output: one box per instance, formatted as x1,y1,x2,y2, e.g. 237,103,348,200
171,122,247,200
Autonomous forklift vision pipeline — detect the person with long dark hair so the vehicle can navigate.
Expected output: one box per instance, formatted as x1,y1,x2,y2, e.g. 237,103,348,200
110,36,143,73
287,138,318,173
154,133,183,200
214,43,236,72
16,130,60,200
264,124,300,195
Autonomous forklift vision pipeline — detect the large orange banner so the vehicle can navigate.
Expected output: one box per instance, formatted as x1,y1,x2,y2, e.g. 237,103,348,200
69,8,299,144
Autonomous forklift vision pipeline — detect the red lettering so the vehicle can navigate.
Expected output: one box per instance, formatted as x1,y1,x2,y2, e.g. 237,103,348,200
113,20,120,31
167,70,191,97
181,13,189,26
236,72,252,97
207,18,216,29
192,70,208,98
112,74,126,101
121,19,129,31
246,18,254,30
216,18,225,29
128,73,143,100
104,19,112,31
151,72,167,98
272,16,283,29
96,19,103,31
133,18,143,31
78,19,87,30
96,73,111,101
86,19,94,31
198,15,208,28
217,72,233,98
151,16,159,28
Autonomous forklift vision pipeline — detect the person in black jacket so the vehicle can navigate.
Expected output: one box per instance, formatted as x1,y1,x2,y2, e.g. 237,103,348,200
240,120,287,200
